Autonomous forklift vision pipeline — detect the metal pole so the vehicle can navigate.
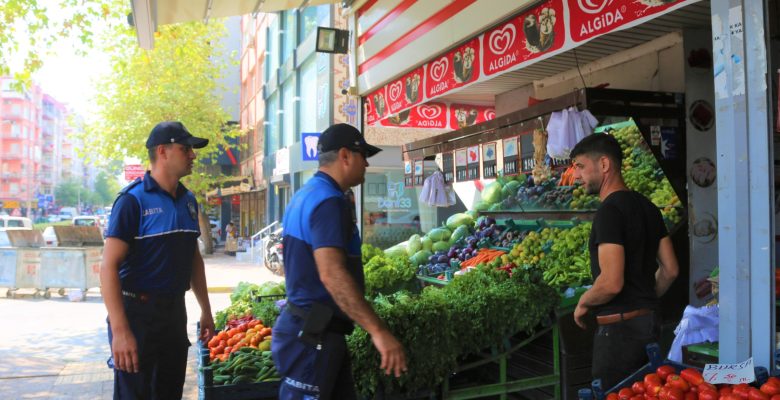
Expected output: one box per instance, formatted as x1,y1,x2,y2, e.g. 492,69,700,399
710,0,773,367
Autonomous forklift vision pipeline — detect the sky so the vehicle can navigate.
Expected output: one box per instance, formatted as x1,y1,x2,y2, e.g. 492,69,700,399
34,46,111,119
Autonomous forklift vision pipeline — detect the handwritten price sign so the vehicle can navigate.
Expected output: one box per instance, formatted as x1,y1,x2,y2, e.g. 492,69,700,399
704,358,755,384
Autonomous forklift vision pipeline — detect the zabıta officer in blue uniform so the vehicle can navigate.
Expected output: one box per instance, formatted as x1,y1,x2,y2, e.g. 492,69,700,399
272,123,408,400
100,121,215,399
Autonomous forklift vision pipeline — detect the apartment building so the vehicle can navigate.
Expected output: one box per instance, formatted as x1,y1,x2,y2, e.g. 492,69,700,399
238,5,365,235
0,77,94,217
0,78,43,216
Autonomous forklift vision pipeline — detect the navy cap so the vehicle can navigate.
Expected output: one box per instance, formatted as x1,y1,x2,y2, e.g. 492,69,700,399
145,121,209,149
317,123,382,158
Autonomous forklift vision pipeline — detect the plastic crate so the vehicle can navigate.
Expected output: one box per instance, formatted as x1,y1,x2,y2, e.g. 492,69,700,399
251,293,286,303
197,340,280,400
581,343,769,400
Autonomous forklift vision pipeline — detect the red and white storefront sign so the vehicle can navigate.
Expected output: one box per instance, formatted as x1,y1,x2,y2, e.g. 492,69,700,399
375,102,496,130
482,0,565,77
124,164,145,181
568,0,690,43
358,0,700,127
425,37,481,99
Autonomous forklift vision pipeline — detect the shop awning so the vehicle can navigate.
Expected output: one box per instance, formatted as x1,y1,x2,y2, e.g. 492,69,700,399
130,0,343,49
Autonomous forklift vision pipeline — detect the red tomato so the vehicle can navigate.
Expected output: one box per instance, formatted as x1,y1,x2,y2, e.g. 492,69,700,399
657,366,676,381
646,396,659,400
749,388,770,400
667,375,691,392
698,383,718,393
646,381,663,396
722,395,745,400
761,382,780,396
646,374,664,386
768,378,780,387
619,388,636,400
632,382,647,394
697,389,718,400
680,369,704,386
607,393,620,400
631,396,644,400
770,395,780,400
721,387,735,396
733,384,752,399
685,391,696,400
667,387,686,400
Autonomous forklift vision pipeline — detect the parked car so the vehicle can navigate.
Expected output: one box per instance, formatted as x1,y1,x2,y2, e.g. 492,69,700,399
72,216,104,234
0,216,33,231
47,215,61,223
42,226,58,246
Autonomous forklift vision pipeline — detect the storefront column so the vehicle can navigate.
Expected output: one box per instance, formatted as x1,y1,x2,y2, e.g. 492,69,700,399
711,0,773,367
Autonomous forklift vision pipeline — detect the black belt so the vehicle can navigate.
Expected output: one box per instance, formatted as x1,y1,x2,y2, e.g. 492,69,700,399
122,290,181,305
286,302,354,335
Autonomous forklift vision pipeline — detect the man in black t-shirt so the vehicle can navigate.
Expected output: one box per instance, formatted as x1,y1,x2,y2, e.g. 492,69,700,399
570,133,679,389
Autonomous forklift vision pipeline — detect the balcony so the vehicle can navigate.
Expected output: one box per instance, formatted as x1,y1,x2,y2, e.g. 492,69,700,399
2,172,23,180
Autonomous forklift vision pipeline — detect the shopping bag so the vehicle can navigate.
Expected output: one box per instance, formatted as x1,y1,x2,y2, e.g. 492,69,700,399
667,304,719,362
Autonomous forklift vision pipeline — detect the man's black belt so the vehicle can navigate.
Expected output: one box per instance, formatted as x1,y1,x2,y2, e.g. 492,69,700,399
286,302,354,335
122,290,181,305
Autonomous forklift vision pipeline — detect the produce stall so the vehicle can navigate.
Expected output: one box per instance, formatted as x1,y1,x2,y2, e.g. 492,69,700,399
197,282,286,400
352,88,690,399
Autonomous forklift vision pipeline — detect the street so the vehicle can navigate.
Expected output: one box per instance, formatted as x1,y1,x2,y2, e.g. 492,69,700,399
0,251,283,399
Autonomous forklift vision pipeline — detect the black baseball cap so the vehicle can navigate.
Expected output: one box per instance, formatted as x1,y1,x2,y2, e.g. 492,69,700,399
317,123,382,158
145,121,209,149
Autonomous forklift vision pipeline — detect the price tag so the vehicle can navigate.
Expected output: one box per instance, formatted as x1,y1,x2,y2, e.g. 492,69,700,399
442,152,454,183
502,137,519,175
404,161,414,188
466,146,480,180
455,149,468,182
482,142,497,179
413,160,424,186
703,358,755,385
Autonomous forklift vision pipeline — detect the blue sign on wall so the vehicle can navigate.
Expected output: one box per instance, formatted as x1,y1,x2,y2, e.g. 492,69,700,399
302,132,321,161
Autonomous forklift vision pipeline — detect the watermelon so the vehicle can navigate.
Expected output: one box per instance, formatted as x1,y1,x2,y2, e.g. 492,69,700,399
481,181,503,204
427,227,452,242
409,250,433,266
445,213,474,230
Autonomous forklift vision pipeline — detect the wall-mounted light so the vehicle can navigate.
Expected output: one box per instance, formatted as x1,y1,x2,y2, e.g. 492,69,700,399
315,27,349,54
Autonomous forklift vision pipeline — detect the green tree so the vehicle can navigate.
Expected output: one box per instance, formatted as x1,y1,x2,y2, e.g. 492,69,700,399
94,170,122,206
79,20,241,201
79,19,242,253
0,0,126,85
54,178,82,207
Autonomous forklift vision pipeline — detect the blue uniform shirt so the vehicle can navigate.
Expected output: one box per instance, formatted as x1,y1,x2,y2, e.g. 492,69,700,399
282,171,364,318
105,171,201,295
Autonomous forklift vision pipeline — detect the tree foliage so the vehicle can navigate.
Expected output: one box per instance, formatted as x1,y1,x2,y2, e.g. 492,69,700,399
0,0,126,85
94,170,122,206
54,177,82,207
78,19,241,203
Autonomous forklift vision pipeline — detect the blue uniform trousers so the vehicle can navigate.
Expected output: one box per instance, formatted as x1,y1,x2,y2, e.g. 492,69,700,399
107,295,190,399
271,310,357,400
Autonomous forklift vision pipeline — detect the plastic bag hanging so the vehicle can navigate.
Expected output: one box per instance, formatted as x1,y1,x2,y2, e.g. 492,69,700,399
546,108,578,160
419,171,455,207
575,109,598,142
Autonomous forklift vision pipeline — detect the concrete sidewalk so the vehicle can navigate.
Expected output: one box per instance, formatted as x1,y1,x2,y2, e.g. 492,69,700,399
202,249,284,292
0,249,284,399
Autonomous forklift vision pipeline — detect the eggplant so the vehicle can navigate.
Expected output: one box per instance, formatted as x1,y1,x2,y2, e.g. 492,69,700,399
437,255,449,263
